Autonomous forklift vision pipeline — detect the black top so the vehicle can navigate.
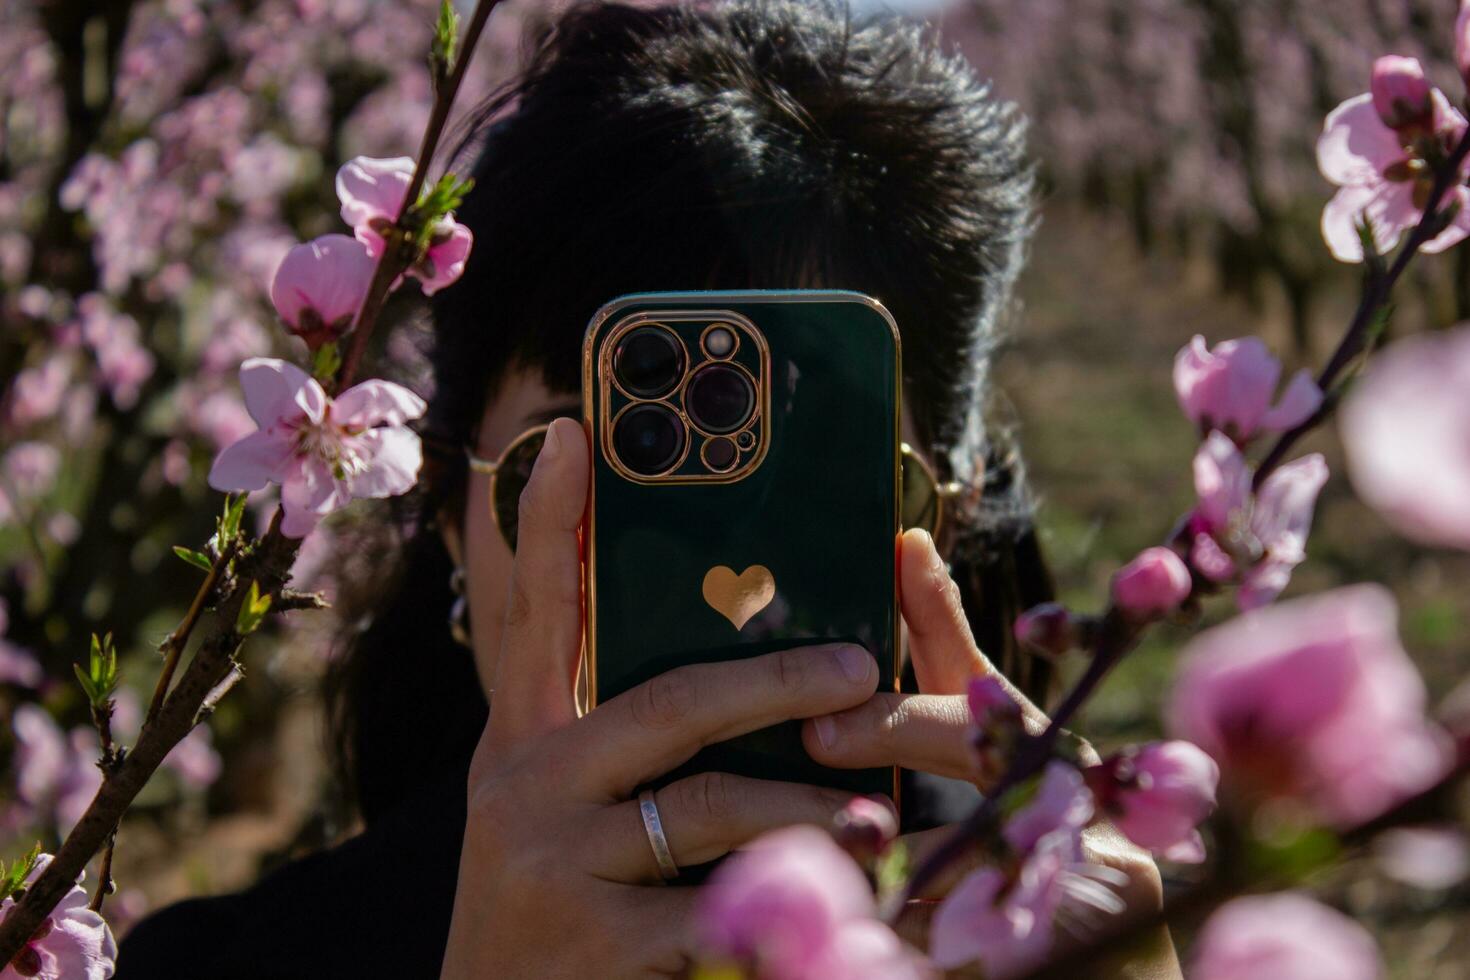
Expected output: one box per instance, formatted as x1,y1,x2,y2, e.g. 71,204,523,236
115,768,975,979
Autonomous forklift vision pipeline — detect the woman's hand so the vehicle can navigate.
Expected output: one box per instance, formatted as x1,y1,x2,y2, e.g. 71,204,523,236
802,529,1180,975
440,418,883,979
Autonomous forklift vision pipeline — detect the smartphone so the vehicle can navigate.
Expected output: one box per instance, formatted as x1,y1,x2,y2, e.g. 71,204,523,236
582,290,900,802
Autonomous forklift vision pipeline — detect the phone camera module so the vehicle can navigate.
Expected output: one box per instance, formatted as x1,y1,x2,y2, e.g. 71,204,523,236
612,403,686,475
614,325,685,398
685,363,755,435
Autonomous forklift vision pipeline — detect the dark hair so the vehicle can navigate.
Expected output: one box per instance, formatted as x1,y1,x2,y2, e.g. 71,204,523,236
326,0,1051,824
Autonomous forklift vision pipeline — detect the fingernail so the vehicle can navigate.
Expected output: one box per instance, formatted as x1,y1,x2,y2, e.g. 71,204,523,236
539,421,562,461
835,645,872,684
814,715,838,751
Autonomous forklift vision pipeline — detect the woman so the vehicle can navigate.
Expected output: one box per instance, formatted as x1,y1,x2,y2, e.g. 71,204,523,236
117,2,1175,976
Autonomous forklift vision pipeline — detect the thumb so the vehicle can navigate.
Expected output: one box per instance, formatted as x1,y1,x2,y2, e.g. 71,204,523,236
486,416,589,750
900,527,992,695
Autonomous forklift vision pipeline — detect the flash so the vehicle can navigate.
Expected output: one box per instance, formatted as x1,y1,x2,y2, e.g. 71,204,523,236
704,324,736,358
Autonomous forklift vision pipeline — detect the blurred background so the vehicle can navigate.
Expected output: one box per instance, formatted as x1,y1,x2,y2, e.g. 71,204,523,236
1,0,1467,973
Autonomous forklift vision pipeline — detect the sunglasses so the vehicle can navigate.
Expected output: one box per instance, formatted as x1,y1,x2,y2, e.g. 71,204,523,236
467,426,963,552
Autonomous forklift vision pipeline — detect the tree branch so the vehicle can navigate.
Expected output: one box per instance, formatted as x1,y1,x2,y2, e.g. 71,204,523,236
335,0,502,391
892,124,1470,917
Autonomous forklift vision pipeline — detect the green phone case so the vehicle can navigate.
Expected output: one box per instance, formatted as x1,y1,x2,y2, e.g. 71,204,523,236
583,290,900,801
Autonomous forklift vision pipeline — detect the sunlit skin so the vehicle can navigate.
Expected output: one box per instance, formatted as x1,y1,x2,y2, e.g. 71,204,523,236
438,370,1179,978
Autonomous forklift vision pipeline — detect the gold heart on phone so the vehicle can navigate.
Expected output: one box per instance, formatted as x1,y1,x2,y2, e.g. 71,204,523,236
702,564,776,630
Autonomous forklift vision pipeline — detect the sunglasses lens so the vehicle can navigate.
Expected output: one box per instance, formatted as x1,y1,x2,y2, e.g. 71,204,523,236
492,430,547,552
901,450,941,535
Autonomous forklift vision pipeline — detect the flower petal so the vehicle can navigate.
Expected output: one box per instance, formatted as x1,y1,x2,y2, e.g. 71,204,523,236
237,357,324,427
269,234,375,330
1316,94,1405,185
332,379,426,428
336,156,414,256
1192,432,1251,532
1260,369,1323,432
347,427,423,499
279,457,349,538
207,429,294,493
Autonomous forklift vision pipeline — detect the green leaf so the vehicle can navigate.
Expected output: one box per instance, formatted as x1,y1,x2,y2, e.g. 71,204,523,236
0,842,42,904
173,545,213,572
76,632,119,706
311,341,342,382
222,493,248,541
415,173,474,224
73,661,98,703
235,580,273,636
429,0,460,87
874,839,911,900
1247,825,1340,881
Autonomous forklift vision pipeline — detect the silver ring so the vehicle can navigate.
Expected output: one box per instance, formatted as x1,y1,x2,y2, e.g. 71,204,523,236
637,788,679,881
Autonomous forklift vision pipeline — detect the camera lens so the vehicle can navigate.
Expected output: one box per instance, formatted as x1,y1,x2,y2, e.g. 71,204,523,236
612,403,686,475
613,325,684,398
685,364,755,435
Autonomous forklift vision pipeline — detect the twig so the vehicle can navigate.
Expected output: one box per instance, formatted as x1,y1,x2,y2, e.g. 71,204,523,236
88,835,116,914
893,126,1470,917
0,3,502,964
335,0,501,391
0,525,298,963
146,535,238,725
1025,753,1470,979
1254,125,1470,486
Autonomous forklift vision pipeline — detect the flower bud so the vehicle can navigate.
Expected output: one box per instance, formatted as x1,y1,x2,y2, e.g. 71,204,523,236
1370,56,1434,132
967,675,1023,783
1111,547,1192,620
1013,602,1078,658
1087,741,1218,863
269,234,376,350
832,795,899,864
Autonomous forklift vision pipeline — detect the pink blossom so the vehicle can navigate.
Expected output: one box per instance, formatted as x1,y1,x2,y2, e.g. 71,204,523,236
7,357,70,429
199,316,270,376
334,155,473,294
831,796,898,864
1189,432,1327,610
1166,585,1449,827
269,234,376,349
930,831,1072,977
1317,85,1470,262
1003,761,1094,855
1373,826,1469,890
193,390,256,451
696,825,923,979
78,301,154,410
110,689,222,791
1013,602,1078,658
968,674,1022,782
0,854,117,980
335,155,414,256
207,358,425,538
0,598,43,688
415,218,473,296
1088,741,1218,863
161,440,192,486
10,705,102,837
1111,547,1191,619
1172,336,1322,442
1369,56,1433,132
1340,326,1470,551
1191,893,1381,980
